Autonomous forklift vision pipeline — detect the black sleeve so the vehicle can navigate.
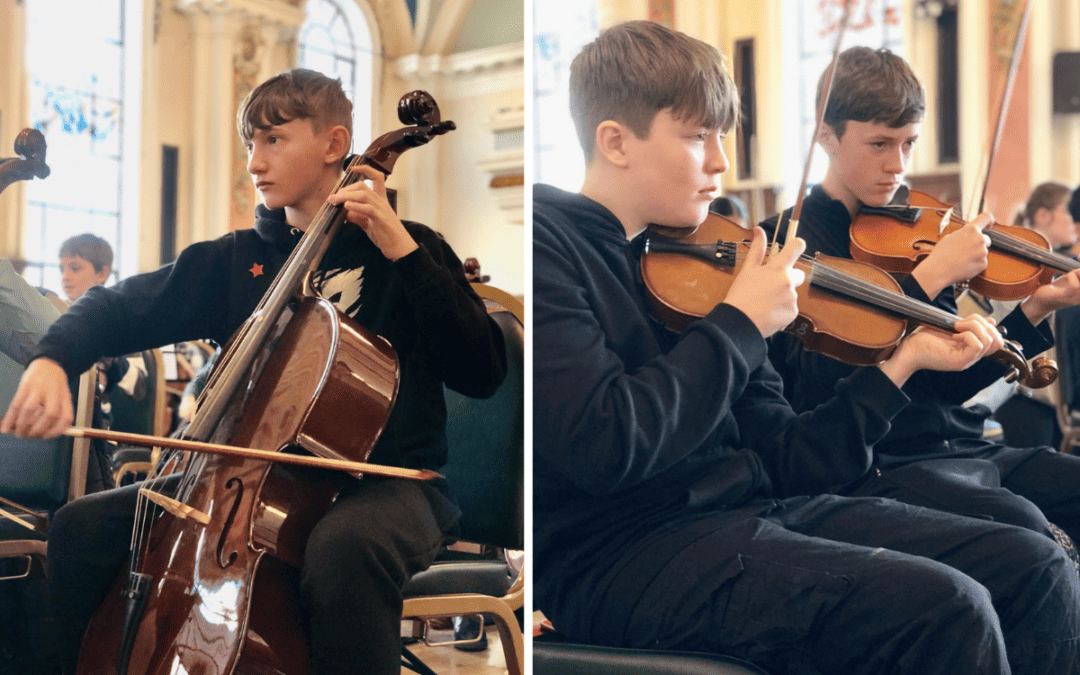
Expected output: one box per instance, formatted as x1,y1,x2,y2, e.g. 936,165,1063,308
35,238,234,379
898,277,1053,404
391,226,507,398
534,209,908,498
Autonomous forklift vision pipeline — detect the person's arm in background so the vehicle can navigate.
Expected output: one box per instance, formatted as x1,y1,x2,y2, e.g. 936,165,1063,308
0,259,60,366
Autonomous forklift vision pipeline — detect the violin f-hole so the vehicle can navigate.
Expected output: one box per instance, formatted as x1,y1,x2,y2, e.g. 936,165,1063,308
216,477,244,568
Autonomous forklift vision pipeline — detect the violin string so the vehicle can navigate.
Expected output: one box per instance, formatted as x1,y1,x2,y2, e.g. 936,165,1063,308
806,261,957,330
721,241,960,329
862,204,1080,273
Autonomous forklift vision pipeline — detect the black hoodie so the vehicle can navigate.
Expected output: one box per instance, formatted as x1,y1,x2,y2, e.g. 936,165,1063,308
763,185,1053,469
37,205,507,471
533,183,908,639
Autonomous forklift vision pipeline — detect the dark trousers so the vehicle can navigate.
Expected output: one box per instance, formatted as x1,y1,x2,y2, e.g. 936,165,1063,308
47,474,457,675
847,446,1080,545
575,494,1080,675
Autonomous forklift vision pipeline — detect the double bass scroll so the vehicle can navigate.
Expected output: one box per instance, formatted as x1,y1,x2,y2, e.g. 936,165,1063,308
0,128,50,195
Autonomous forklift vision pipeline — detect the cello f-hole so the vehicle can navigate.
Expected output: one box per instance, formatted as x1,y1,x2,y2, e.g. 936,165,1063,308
217,477,244,568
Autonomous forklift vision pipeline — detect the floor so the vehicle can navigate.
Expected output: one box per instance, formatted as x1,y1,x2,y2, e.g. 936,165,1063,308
402,621,510,675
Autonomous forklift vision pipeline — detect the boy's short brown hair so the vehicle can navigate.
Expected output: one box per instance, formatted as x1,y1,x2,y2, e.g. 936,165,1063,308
237,68,353,144
819,46,925,138
59,233,112,272
569,21,738,163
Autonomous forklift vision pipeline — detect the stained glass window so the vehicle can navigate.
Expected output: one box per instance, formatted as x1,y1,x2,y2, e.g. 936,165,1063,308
299,0,375,152
23,0,139,292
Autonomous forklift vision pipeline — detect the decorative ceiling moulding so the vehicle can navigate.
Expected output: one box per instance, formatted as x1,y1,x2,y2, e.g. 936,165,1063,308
395,42,524,99
174,0,306,28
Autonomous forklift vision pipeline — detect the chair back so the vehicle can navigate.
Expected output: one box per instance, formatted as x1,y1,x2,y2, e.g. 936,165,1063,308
441,284,524,551
108,349,167,437
0,354,94,513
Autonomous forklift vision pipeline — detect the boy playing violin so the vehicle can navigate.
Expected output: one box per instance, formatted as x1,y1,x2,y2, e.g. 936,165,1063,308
534,20,1080,675
764,47,1080,557
1,68,506,675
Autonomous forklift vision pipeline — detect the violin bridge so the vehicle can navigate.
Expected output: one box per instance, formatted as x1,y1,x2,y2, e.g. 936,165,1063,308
938,207,953,236
138,488,211,526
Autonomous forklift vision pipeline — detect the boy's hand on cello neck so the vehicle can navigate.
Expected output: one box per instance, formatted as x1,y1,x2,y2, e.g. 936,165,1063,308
724,227,806,338
327,164,419,262
910,214,992,300
879,314,1002,388
1,357,73,439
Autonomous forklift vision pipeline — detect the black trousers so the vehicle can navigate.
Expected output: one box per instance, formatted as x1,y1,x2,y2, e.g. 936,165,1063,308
47,473,458,675
847,446,1080,545
571,494,1080,675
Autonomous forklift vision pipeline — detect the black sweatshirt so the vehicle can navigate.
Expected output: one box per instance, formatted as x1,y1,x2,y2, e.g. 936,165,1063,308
36,205,507,471
533,184,909,638
763,185,1053,469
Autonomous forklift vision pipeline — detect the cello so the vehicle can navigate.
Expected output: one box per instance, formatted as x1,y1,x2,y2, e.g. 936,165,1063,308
72,90,455,675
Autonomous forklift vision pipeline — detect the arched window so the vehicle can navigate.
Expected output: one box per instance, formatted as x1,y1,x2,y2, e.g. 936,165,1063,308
299,0,376,152
23,0,142,291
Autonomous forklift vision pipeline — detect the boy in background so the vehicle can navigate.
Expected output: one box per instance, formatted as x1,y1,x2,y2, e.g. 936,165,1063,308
764,47,1080,554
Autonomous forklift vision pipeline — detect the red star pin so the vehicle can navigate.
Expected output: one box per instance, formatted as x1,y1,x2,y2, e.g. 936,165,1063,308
249,263,264,278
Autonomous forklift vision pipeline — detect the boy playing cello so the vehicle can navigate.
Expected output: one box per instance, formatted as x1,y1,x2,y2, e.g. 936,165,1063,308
2,69,506,675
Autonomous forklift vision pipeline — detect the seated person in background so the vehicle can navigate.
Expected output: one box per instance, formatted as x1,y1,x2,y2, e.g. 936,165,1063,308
764,47,1080,558
0,256,112,495
58,234,112,304
1013,182,1078,254
534,21,1080,675
707,193,748,227
0,258,59,367
58,234,147,423
1069,184,1080,259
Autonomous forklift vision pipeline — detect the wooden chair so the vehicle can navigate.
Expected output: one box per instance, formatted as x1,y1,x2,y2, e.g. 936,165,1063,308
108,348,167,485
400,283,525,675
0,366,95,576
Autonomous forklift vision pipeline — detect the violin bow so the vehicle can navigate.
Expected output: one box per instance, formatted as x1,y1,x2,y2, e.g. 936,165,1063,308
774,0,854,252
970,0,1032,218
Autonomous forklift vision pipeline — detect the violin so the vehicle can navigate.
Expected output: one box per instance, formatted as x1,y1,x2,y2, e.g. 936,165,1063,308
851,188,1080,302
0,128,50,194
641,213,1056,389
73,91,455,675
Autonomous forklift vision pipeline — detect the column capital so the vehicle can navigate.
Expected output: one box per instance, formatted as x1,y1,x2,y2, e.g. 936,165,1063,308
175,0,305,30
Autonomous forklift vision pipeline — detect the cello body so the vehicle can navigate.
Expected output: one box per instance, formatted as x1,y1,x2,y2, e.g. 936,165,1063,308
75,297,399,675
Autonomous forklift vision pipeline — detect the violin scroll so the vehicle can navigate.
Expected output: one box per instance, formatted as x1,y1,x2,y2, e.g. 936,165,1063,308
1026,356,1058,389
